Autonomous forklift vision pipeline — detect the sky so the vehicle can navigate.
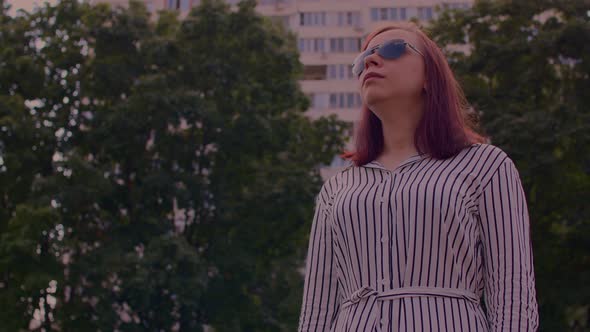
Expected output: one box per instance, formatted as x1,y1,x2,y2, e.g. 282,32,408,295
6,0,59,16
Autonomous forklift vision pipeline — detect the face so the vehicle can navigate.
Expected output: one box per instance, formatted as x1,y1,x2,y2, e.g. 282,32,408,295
356,29,426,109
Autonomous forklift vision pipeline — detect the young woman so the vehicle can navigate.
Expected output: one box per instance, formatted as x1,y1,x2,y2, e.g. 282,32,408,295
297,22,539,332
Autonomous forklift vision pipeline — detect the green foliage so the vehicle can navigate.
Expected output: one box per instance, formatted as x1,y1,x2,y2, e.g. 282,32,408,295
0,0,350,330
428,0,590,330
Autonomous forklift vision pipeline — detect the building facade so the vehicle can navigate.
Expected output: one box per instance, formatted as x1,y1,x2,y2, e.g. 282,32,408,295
92,0,473,180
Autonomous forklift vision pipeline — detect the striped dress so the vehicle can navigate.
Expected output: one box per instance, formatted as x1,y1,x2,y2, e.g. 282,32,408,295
297,143,539,332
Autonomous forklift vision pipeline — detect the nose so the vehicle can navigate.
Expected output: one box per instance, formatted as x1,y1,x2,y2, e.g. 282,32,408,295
363,51,381,72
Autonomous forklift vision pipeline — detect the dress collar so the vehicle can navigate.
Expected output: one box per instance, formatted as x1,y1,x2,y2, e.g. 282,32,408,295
360,152,429,173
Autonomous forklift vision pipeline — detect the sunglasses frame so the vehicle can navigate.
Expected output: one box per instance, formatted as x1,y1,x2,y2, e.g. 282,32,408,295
352,39,425,78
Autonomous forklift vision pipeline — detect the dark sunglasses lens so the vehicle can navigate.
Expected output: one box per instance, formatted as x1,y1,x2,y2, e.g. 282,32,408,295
353,41,408,76
380,41,406,59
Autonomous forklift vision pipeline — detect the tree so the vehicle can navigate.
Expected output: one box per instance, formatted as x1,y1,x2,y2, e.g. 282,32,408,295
0,0,350,330
428,0,590,330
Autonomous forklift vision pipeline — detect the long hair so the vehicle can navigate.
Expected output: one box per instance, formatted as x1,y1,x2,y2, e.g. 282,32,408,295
340,22,489,166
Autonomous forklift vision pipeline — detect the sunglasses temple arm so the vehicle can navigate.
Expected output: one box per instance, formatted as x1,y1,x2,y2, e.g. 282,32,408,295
407,43,425,58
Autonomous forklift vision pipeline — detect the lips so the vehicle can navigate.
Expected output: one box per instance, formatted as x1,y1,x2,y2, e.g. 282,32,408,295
363,72,385,84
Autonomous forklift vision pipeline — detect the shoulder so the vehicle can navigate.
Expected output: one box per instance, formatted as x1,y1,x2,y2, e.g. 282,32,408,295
468,143,524,194
418,142,513,178
316,172,340,205
316,163,352,204
472,142,518,171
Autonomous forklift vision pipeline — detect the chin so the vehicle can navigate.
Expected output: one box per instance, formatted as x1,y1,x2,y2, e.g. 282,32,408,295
362,90,389,107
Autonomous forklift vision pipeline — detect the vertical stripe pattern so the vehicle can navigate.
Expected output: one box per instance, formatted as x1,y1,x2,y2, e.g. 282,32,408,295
297,143,539,332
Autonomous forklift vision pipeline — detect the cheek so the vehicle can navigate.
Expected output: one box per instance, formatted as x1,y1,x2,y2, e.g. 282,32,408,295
406,63,425,78
391,64,425,91
410,62,426,84
387,60,425,81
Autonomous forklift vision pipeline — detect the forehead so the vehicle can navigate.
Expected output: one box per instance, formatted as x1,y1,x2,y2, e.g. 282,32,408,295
365,29,422,51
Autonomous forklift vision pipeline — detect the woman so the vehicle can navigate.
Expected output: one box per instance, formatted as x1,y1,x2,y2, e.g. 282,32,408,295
297,22,539,332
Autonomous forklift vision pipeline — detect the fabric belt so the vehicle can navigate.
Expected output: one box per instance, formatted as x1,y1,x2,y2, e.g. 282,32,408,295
338,285,480,331
342,285,480,308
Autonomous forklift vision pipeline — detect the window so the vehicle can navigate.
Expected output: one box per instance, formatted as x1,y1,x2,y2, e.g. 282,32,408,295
371,7,407,21
330,38,339,52
327,64,355,80
308,93,329,109
400,7,407,19
180,0,190,11
315,38,325,51
371,8,379,21
389,8,398,20
327,65,337,79
329,94,338,108
146,1,154,12
347,93,354,107
418,7,433,20
303,65,327,80
329,38,361,53
298,38,326,53
336,11,360,26
328,92,362,108
442,2,471,10
337,12,344,26
300,12,326,26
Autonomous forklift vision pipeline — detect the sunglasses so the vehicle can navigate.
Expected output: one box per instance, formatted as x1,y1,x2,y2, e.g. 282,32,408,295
352,39,425,77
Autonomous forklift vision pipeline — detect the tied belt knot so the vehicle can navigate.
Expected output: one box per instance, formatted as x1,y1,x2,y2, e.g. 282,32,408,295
338,285,480,331
346,285,378,305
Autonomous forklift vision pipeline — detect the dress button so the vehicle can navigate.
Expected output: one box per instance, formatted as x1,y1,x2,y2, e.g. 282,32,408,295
381,278,388,286
381,236,387,243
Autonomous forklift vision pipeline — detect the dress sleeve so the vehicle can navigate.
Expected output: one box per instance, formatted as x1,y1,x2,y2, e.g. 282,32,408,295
297,183,341,332
477,158,540,331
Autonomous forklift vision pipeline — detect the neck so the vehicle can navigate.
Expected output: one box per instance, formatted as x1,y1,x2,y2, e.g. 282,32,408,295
371,96,424,156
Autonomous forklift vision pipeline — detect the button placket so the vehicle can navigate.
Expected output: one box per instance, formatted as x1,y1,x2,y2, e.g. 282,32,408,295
379,171,393,295
380,172,392,243
378,177,388,204
379,171,392,203
380,173,389,243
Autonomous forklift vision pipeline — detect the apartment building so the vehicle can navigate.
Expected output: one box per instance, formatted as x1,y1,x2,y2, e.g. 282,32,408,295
92,0,473,180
